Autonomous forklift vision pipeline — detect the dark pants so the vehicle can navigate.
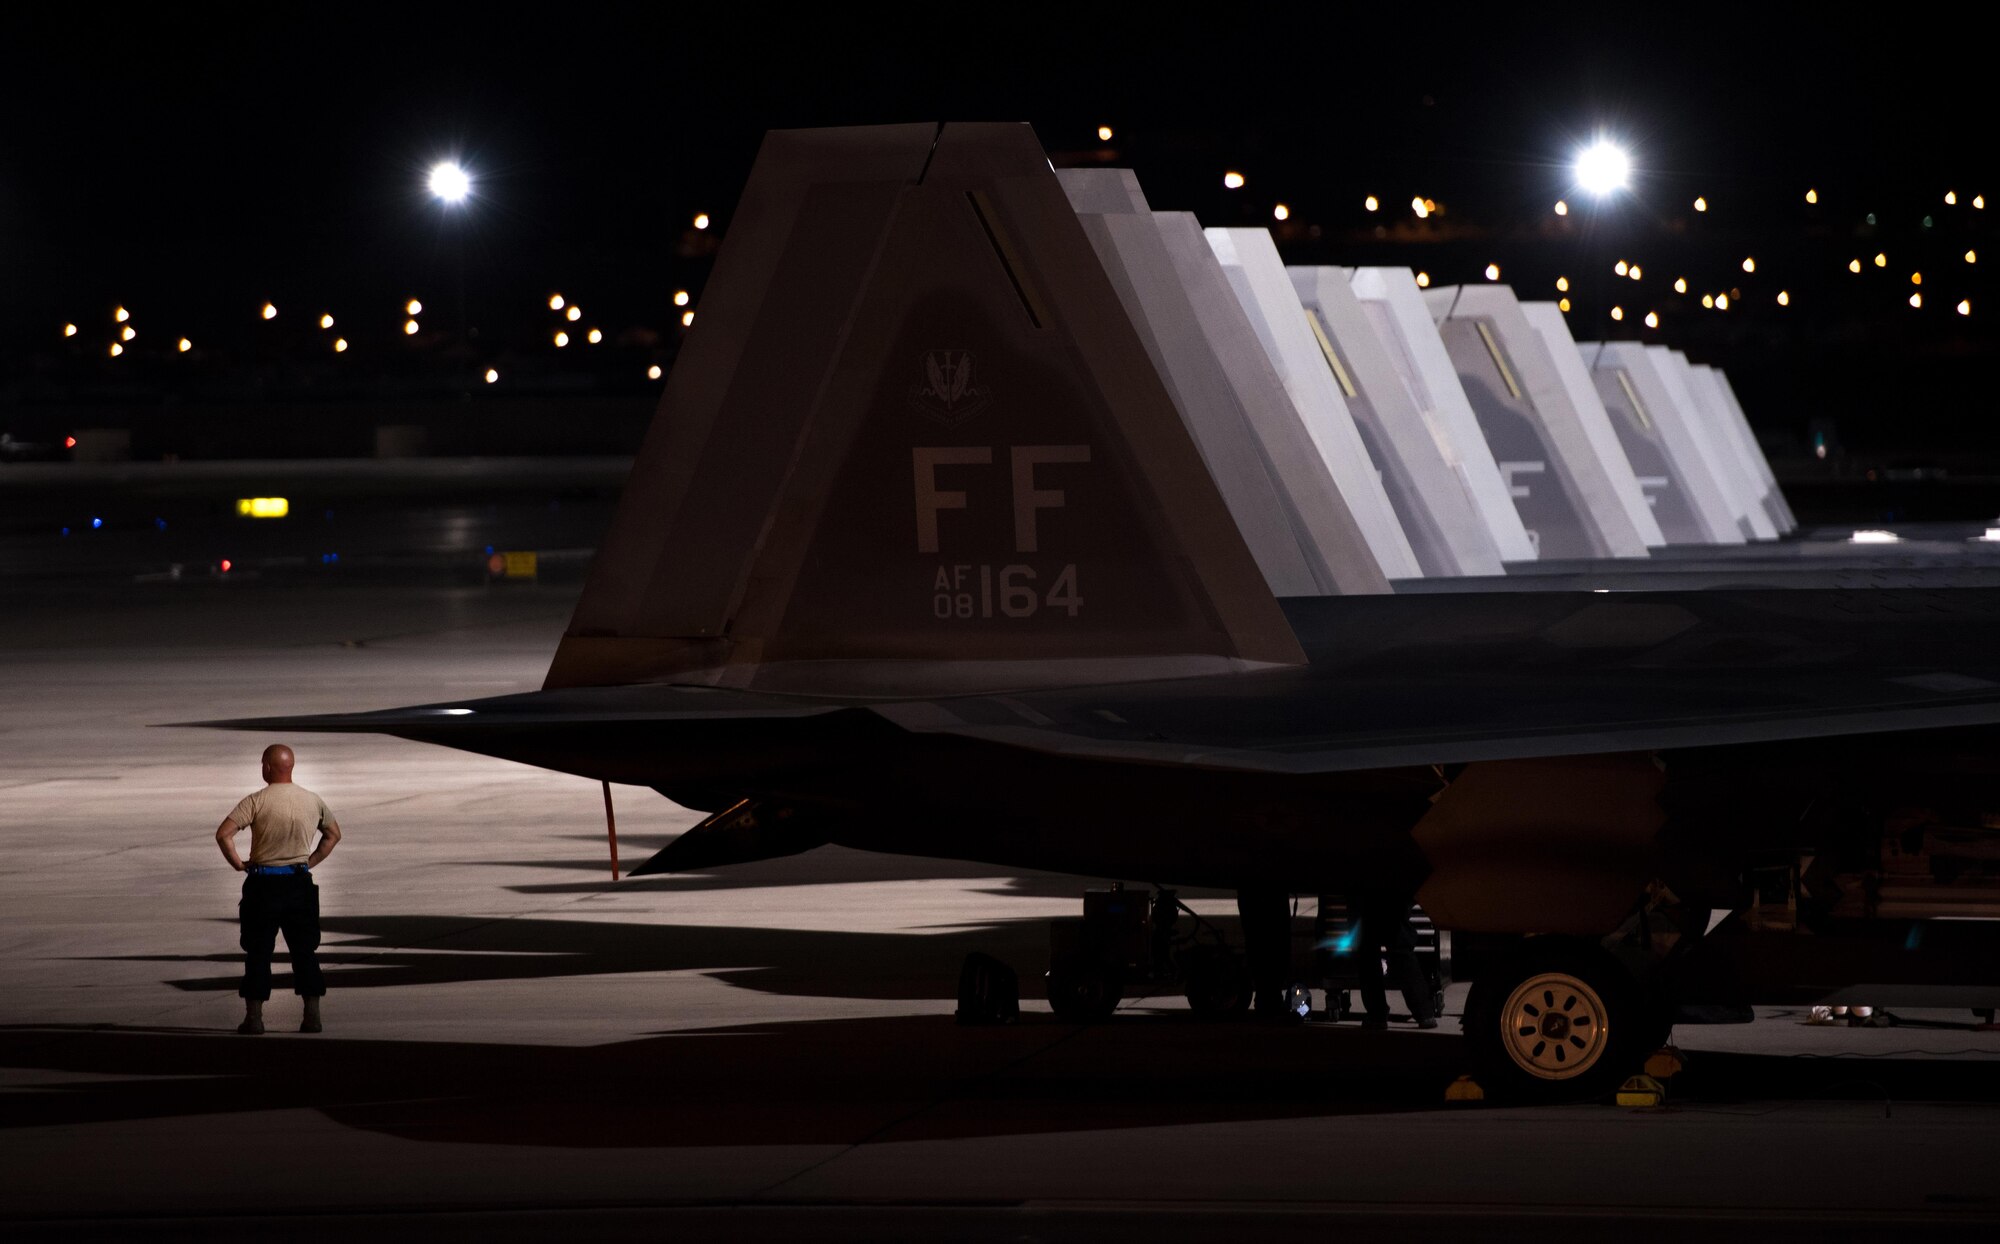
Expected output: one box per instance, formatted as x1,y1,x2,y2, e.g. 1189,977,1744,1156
1354,897,1428,1020
239,873,323,1000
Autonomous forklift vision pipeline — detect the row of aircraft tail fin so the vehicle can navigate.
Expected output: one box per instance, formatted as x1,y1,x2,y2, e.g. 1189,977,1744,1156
547,122,1793,697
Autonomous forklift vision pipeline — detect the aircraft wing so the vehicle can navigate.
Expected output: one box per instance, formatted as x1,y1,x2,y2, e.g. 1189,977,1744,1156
189,586,2000,776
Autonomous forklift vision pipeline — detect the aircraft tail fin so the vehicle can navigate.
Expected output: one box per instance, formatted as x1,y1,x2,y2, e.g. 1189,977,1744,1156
546,123,1304,696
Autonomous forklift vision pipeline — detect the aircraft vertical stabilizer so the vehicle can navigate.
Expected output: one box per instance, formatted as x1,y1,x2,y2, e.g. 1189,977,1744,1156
1428,286,1651,559
1692,363,1793,533
1346,267,1538,563
1289,265,1507,576
1205,228,1423,580
548,123,1305,694
1586,342,1746,544
1520,302,1664,549
1058,170,1388,596
1653,347,1777,540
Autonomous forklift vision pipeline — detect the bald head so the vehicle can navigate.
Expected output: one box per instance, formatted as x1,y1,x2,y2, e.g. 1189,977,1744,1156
261,744,295,784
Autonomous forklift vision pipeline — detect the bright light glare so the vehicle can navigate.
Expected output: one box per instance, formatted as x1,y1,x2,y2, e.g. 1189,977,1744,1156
586,328,602,344
1946,190,1958,205
1415,271,1430,288
1615,260,1629,276
681,309,695,326
1674,277,1688,293
1910,292,1923,308
1629,264,1643,281
1875,252,1888,268
1364,195,1379,212
237,497,289,519
1851,529,1901,544
429,162,470,203
1849,259,1862,274
565,306,581,322
1960,299,1973,316
1966,250,1978,264
1702,294,1715,309
647,364,663,380
114,306,130,323
1806,188,1818,204
1643,311,1659,328
320,313,334,329
109,343,123,357
692,212,711,229
554,331,569,347
1411,196,1429,219
178,337,191,352
63,323,77,337
1610,306,1624,321
484,368,499,384
673,290,690,306
1716,294,1729,310
406,299,423,316
549,294,565,311
1554,200,1568,216
1741,257,1756,273
1556,276,1569,292
1097,125,1113,142
1976,196,1986,210
261,303,277,320
1483,263,1500,281
1694,197,1708,212
334,338,348,352
120,326,135,341
1777,291,1790,306
403,319,419,335
1272,203,1289,221
1558,298,1571,312
1222,171,1245,189
1573,140,1631,196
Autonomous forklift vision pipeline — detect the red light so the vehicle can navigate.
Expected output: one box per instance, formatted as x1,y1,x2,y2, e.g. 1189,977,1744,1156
64,436,77,449
220,559,233,573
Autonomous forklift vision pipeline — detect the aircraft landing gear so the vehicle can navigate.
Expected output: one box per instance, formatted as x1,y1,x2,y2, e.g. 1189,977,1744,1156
1461,936,1667,1101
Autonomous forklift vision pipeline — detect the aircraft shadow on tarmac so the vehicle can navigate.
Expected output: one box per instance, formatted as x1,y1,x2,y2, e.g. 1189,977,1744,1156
495,843,1104,899
7,1014,2000,1151
94,913,1074,1001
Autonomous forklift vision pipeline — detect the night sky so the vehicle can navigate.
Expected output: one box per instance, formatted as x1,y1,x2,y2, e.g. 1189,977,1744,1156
5,5,1994,450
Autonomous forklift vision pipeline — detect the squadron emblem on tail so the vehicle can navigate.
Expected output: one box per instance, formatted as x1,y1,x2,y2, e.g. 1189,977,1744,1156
910,349,992,427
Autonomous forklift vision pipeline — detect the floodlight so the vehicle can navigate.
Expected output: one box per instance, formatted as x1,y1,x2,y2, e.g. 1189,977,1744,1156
429,161,471,203
1574,140,1631,196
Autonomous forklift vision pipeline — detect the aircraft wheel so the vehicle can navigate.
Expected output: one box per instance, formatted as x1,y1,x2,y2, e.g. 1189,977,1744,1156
1046,955,1122,1022
1181,948,1252,1017
1463,938,1662,1101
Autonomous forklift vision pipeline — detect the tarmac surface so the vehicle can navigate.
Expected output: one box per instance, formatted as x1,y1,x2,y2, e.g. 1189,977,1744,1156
5,574,2000,1239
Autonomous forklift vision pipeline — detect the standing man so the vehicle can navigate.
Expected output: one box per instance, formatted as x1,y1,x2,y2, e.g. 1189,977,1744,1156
1353,892,1437,1030
214,744,342,1034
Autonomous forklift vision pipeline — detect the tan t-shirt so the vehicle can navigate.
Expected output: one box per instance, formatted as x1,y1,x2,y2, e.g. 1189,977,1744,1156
227,784,334,866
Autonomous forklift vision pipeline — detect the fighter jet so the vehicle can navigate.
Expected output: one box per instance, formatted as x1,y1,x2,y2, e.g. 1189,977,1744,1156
202,123,2000,1099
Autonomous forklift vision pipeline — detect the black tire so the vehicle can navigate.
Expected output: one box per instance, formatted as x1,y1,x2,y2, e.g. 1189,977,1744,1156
1181,947,1252,1017
1462,937,1666,1102
1046,954,1122,1022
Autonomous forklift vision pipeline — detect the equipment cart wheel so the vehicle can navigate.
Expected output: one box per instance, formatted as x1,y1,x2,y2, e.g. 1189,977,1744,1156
1462,937,1665,1101
1180,946,1252,1017
1046,953,1123,1022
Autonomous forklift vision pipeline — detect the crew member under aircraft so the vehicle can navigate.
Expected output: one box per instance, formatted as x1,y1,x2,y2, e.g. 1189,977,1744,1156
213,744,342,1034
1353,893,1437,1030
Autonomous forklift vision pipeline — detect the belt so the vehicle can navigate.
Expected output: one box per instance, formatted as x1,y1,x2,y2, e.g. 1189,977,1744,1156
246,864,310,876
